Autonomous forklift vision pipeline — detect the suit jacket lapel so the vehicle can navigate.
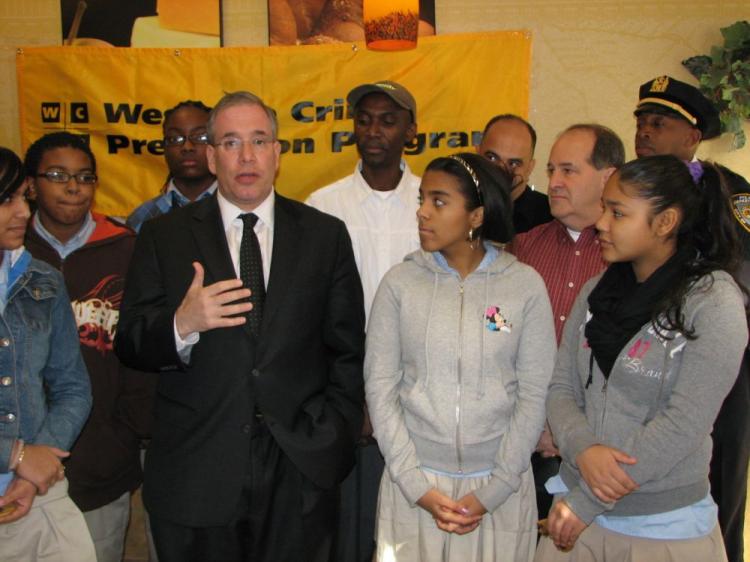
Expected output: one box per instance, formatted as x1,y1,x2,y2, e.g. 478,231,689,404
190,195,236,284
262,195,302,335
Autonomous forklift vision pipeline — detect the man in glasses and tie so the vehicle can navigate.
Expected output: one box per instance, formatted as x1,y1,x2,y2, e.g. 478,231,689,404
127,100,217,233
115,91,366,562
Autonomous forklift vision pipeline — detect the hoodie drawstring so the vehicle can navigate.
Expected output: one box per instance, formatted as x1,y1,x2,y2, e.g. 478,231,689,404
477,267,491,398
422,271,439,390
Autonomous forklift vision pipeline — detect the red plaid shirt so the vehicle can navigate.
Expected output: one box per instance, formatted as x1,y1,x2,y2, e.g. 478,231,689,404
510,220,607,343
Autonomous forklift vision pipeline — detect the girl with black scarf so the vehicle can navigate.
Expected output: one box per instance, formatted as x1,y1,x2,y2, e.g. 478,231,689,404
537,155,748,561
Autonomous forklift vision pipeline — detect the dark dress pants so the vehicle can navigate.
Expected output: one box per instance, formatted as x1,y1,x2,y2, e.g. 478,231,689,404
150,421,339,562
710,347,750,562
335,441,384,562
531,452,560,521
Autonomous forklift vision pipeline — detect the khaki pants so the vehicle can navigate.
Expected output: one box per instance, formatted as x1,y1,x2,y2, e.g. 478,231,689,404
83,490,131,562
0,478,96,562
534,520,727,562
375,467,537,562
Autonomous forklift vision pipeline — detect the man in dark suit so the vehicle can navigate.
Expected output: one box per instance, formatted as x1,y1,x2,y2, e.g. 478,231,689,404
114,91,366,562
634,75,750,562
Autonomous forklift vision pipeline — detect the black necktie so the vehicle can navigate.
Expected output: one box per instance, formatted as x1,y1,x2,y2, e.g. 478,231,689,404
239,213,265,334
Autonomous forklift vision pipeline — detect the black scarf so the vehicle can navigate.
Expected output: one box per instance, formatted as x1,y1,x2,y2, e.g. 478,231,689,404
585,248,689,379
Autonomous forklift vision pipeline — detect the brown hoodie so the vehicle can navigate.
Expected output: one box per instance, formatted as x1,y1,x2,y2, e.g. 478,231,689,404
26,213,155,511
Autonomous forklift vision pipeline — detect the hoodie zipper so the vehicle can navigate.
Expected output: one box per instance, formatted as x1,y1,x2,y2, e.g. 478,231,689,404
455,281,465,473
598,377,609,439
589,350,610,439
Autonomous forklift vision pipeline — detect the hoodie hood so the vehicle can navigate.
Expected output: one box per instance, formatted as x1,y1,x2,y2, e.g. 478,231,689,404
404,243,518,277
87,212,134,245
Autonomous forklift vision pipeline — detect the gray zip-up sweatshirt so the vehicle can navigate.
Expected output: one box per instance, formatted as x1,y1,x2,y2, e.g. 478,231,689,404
548,270,748,524
365,248,556,512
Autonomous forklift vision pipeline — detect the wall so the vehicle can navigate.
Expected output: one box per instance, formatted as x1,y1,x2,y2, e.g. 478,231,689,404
435,0,750,189
1,0,749,193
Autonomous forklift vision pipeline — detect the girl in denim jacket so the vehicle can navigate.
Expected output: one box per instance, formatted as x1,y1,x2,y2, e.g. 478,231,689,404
538,156,747,561
0,147,94,561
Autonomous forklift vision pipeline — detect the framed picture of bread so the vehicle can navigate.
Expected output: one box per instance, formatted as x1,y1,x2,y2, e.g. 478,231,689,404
268,0,435,46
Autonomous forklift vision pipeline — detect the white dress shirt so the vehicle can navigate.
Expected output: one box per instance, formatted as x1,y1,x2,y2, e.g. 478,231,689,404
219,189,274,285
174,189,275,361
306,160,421,321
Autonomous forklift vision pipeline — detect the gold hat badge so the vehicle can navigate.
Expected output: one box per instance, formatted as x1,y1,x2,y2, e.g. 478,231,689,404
650,76,670,93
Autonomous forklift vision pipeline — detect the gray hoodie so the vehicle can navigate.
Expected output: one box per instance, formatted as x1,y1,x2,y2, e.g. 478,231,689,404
548,270,748,524
365,247,556,512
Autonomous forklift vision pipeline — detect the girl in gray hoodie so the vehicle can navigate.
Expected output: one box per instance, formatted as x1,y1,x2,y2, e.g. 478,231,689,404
365,153,556,562
538,156,748,561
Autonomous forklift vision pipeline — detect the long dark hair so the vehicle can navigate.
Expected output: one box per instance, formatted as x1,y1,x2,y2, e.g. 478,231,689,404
618,155,744,337
0,147,27,203
424,152,514,244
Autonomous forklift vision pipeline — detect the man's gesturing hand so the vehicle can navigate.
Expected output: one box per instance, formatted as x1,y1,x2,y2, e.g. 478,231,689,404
175,262,253,338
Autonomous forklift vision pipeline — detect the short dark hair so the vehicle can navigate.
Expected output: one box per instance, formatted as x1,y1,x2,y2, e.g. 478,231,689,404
0,147,26,203
425,152,514,243
24,132,97,177
207,91,278,142
163,100,212,132
482,114,537,155
563,124,625,170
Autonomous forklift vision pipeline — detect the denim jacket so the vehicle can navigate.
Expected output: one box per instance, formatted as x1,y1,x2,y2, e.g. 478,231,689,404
0,256,92,472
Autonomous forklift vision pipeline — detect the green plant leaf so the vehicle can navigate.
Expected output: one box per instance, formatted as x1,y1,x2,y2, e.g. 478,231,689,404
727,97,750,120
683,55,712,79
734,128,746,150
684,20,750,150
728,125,746,149
722,112,741,133
721,20,750,51
722,86,738,101
730,46,750,65
711,45,727,66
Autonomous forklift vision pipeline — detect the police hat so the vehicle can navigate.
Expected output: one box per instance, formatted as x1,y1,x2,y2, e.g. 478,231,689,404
634,75,721,140
347,81,417,122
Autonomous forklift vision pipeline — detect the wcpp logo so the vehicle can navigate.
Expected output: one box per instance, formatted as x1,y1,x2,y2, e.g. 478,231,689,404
40,102,89,124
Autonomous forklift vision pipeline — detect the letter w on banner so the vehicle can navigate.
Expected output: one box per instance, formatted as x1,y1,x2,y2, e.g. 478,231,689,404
16,32,530,217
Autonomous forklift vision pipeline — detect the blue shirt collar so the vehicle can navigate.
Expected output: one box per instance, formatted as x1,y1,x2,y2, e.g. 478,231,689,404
166,179,218,208
432,241,499,276
32,212,95,259
0,247,31,314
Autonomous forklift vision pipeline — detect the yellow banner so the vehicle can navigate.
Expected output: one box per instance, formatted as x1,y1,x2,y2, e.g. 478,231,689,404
16,32,530,217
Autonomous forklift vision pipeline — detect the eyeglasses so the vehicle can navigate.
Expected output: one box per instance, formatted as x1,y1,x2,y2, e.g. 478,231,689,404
214,136,275,152
36,170,97,185
164,132,210,147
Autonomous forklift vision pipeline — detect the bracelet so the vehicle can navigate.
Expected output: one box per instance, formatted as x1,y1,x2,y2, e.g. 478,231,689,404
9,439,24,471
16,442,25,467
